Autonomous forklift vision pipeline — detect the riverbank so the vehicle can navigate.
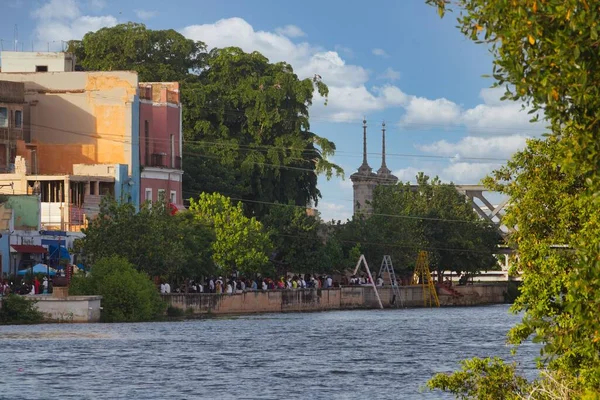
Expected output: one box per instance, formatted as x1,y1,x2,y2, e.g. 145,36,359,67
163,283,508,316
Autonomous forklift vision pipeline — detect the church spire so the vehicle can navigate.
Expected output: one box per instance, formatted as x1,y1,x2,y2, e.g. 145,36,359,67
381,121,387,169
362,117,368,167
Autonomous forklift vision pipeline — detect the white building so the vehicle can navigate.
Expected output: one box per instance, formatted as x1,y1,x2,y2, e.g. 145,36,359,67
0,51,76,73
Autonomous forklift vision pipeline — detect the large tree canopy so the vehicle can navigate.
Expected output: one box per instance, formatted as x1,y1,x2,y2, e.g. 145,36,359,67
182,47,342,216
425,0,600,397
68,22,206,82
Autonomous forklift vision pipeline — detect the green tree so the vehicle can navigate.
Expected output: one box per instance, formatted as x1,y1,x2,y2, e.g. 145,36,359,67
337,174,499,280
425,0,600,396
67,22,206,81
70,256,165,322
77,197,214,280
182,47,343,216
189,193,272,277
262,205,325,274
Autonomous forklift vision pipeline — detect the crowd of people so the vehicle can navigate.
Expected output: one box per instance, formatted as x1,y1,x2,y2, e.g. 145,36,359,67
0,277,50,296
160,273,392,295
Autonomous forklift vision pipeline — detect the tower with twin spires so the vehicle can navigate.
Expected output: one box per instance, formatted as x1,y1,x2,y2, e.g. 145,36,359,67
350,119,398,215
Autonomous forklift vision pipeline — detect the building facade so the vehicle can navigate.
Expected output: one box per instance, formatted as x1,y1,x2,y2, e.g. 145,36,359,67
350,120,398,215
0,51,76,73
139,82,183,207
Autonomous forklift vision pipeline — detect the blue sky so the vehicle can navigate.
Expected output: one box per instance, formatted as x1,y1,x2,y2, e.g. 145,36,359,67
1,0,544,221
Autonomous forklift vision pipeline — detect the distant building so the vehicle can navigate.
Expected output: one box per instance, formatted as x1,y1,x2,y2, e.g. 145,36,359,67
0,70,140,231
139,82,183,207
0,51,76,73
0,51,187,230
350,120,397,215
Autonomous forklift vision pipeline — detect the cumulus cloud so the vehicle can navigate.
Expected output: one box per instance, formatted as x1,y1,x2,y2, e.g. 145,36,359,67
417,135,529,159
399,87,544,135
401,97,461,127
31,0,117,49
181,18,407,122
394,162,502,185
377,67,401,81
372,48,389,57
317,202,353,222
275,24,306,38
134,9,158,20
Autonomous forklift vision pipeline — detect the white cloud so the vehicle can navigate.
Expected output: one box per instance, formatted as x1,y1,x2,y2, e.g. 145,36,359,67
377,67,400,81
401,97,461,127
275,24,306,38
32,0,80,20
394,162,501,185
181,18,407,121
372,48,389,58
317,202,352,222
440,162,500,184
334,45,353,57
399,87,545,135
134,9,158,20
393,167,423,183
417,135,529,159
31,0,117,49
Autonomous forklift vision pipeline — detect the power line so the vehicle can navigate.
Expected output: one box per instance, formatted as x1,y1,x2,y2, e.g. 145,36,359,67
181,190,501,226
21,121,510,164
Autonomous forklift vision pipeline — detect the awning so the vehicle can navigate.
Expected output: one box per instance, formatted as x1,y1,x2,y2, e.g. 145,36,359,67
11,245,48,254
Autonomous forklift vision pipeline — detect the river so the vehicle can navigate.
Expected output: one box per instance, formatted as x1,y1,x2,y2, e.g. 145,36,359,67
0,305,538,399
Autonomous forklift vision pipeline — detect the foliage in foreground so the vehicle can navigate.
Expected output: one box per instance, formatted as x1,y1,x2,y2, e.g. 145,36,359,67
0,294,43,325
69,256,165,322
425,0,600,397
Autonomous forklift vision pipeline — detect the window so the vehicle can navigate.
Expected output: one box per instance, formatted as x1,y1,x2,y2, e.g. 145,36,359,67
170,190,176,204
0,108,7,128
170,134,175,168
144,120,150,165
145,188,152,202
14,110,22,128
157,189,166,201
36,65,48,72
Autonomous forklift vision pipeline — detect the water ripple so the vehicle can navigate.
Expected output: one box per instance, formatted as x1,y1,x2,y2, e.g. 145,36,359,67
0,305,538,399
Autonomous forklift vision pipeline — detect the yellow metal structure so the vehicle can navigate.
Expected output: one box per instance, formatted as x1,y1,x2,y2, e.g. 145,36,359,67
412,251,440,307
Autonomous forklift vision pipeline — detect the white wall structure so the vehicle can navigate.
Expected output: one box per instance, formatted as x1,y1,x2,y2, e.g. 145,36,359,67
0,51,75,72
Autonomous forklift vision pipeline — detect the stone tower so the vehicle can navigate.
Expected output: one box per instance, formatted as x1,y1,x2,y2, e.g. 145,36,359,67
350,120,398,215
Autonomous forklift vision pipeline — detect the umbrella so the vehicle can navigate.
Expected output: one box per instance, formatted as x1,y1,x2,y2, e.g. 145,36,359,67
17,264,56,276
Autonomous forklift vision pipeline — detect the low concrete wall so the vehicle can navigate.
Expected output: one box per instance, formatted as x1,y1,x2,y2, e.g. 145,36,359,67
28,295,102,322
163,284,508,316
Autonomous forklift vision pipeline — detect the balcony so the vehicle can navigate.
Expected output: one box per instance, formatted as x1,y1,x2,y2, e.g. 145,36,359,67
147,153,181,170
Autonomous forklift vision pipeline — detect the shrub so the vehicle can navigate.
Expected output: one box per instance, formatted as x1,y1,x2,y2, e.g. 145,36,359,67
0,294,43,324
69,256,166,322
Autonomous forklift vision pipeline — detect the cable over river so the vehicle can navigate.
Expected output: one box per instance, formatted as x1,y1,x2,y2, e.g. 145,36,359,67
0,305,538,399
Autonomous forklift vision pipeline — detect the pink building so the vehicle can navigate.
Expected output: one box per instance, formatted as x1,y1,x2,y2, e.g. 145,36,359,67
139,82,183,208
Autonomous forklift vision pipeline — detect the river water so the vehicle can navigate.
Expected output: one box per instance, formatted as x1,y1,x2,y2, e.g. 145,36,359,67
0,305,538,399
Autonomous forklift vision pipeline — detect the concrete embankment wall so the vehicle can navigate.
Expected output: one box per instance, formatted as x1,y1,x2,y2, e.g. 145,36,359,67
28,295,103,322
163,284,508,316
